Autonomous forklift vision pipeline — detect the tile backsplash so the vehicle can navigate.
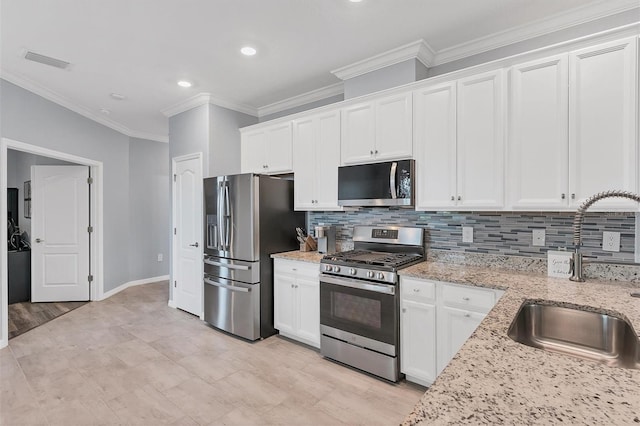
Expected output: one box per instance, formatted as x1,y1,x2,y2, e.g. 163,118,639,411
309,209,636,262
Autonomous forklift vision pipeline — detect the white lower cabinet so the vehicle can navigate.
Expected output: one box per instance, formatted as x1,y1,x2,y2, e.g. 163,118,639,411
273,259,320,348
400,277,503,386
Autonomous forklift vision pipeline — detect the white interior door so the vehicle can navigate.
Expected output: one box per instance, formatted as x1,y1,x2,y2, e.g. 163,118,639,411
173,156,203,316
31,165,90,302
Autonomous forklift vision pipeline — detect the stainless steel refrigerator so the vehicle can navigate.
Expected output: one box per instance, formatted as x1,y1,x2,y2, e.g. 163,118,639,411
203,173,305,340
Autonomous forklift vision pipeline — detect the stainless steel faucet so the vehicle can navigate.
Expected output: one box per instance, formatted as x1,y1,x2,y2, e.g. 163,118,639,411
570,190,640,282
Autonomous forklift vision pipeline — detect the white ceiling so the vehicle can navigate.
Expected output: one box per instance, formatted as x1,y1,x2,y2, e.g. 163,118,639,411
1,0,638,142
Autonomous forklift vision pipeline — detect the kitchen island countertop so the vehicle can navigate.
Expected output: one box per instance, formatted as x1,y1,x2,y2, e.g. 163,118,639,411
400,261,640,425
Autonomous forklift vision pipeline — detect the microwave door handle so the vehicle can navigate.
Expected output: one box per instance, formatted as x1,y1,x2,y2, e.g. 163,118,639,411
389,162,398,199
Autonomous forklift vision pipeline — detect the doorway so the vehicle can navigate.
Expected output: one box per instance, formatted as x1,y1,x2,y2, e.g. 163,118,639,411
0,138,104,348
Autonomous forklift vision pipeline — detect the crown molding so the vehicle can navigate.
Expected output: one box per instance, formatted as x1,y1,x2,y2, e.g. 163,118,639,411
331,39,436,81
433,0,640,65
1,70,169,143
161,92,258,118
257,82,344,117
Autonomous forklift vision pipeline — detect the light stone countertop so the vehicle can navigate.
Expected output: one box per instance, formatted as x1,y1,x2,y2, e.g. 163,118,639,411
271,250,325,264
268,251,640,423
400,261,640,425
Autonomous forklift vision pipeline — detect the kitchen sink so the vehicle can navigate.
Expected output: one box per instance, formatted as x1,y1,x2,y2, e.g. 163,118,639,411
507,301,640,370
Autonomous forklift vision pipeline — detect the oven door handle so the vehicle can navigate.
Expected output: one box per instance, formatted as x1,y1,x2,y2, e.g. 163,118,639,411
320,274,395,295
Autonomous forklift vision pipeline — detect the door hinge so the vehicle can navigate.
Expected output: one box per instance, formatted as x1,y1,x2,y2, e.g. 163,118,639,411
174,228,177,235
87,226,93,233
87,177,93,184
173,174,177,182
174,280,177,288
88,275,94,283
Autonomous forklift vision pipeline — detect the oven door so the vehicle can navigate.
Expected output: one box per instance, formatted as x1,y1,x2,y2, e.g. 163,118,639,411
319,273,397,347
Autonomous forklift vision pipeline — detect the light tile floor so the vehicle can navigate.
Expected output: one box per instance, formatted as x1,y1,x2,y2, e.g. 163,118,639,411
1,282,425,425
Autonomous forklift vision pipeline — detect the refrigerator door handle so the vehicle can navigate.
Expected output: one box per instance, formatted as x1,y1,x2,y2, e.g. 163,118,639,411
224,183,231,249
204,259,250,270
204,277,251,293
217,181,225,250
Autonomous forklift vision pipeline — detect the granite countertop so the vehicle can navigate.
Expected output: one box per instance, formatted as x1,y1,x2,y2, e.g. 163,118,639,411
271,250,325,263
400,261,640,425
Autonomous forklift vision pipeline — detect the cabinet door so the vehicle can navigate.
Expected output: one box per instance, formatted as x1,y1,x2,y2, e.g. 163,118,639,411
414,83,457,210
457,70,505,209
274,273,296,335
375,92,413,161
295,275,320,348
401,299,437,386
341,102,375,165
314,111,342,210
437,306,485,374
241,131,266,173
509,55,569,209
569,37,638,210
293,116,317,210
265,123,293,174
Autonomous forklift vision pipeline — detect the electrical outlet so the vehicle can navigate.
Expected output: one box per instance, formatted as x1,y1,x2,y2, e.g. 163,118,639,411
462,226,473,243
157,253,163,262
532,229,545,247
602,232,620,252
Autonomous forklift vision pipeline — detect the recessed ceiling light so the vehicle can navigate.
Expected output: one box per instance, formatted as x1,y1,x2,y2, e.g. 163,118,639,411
349,0,363,2
177,80,192,88
110,92,126,100
240,46,257,56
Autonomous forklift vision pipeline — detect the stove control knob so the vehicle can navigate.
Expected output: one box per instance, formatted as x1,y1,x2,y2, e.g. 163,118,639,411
333,266,341,273
377,272,384,280
367,271,374,278
324,265,333,272
349,268,357,276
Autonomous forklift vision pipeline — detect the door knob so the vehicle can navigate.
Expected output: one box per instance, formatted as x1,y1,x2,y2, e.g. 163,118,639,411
189,242,199,247
35,238,44,243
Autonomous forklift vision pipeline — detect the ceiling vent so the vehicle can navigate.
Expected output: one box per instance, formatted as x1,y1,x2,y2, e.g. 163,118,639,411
23,50,70,70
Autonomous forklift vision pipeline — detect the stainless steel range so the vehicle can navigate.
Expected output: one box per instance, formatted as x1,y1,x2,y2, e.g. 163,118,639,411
319,225,425,382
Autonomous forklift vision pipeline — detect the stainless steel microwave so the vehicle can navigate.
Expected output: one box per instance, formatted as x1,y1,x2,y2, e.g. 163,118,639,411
338,160,415,207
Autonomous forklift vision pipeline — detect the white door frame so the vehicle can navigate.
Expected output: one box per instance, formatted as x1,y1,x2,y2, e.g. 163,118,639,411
0,138,104,348
169,152,204,319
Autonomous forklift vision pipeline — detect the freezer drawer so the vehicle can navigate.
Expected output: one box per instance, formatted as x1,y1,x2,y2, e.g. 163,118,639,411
204,255,259,284
204,275,260,341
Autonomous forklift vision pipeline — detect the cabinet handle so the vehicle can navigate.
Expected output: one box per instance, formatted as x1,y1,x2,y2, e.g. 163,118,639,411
464,313,471,318
413,288,420,293
291,284,294,288
462,297,470,301
561,193,566,199
458,195,462,201
375,150,378,154
370,150,374,155
451,196,455,201
571,193,575,199
292,268,297,271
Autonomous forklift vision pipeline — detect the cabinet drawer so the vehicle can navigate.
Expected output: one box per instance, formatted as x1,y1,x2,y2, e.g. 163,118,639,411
274,259,319,277
401,278,436,303
441,283,496,313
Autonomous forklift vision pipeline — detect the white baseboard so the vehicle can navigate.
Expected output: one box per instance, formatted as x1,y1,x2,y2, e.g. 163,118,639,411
0,337,7,349
99,275,169,301
167,299,177,309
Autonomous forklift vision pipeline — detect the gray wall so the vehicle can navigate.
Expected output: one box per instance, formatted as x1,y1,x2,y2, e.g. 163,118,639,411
1,79,169,293
129,138,170,281
259,94,345,122
428,8,640,77
209,104,257,177
6,150,77,238
168,104,211,175
344,58,425,99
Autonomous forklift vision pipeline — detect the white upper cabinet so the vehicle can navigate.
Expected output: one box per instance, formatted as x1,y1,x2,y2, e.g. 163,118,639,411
569,37,638,210
241,122,293,174
456,70,505,209
414,82,457,210
508,54,569,209
341,92,412,165
293,110,342,211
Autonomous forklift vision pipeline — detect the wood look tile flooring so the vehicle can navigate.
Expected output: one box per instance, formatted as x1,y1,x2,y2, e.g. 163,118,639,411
8,301,88,339
1,281,425,425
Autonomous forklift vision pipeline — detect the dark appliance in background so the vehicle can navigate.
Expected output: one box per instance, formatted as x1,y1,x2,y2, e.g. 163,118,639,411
319,225,425,382
338,160,415,207
203,174,305,341
7,188,18,228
